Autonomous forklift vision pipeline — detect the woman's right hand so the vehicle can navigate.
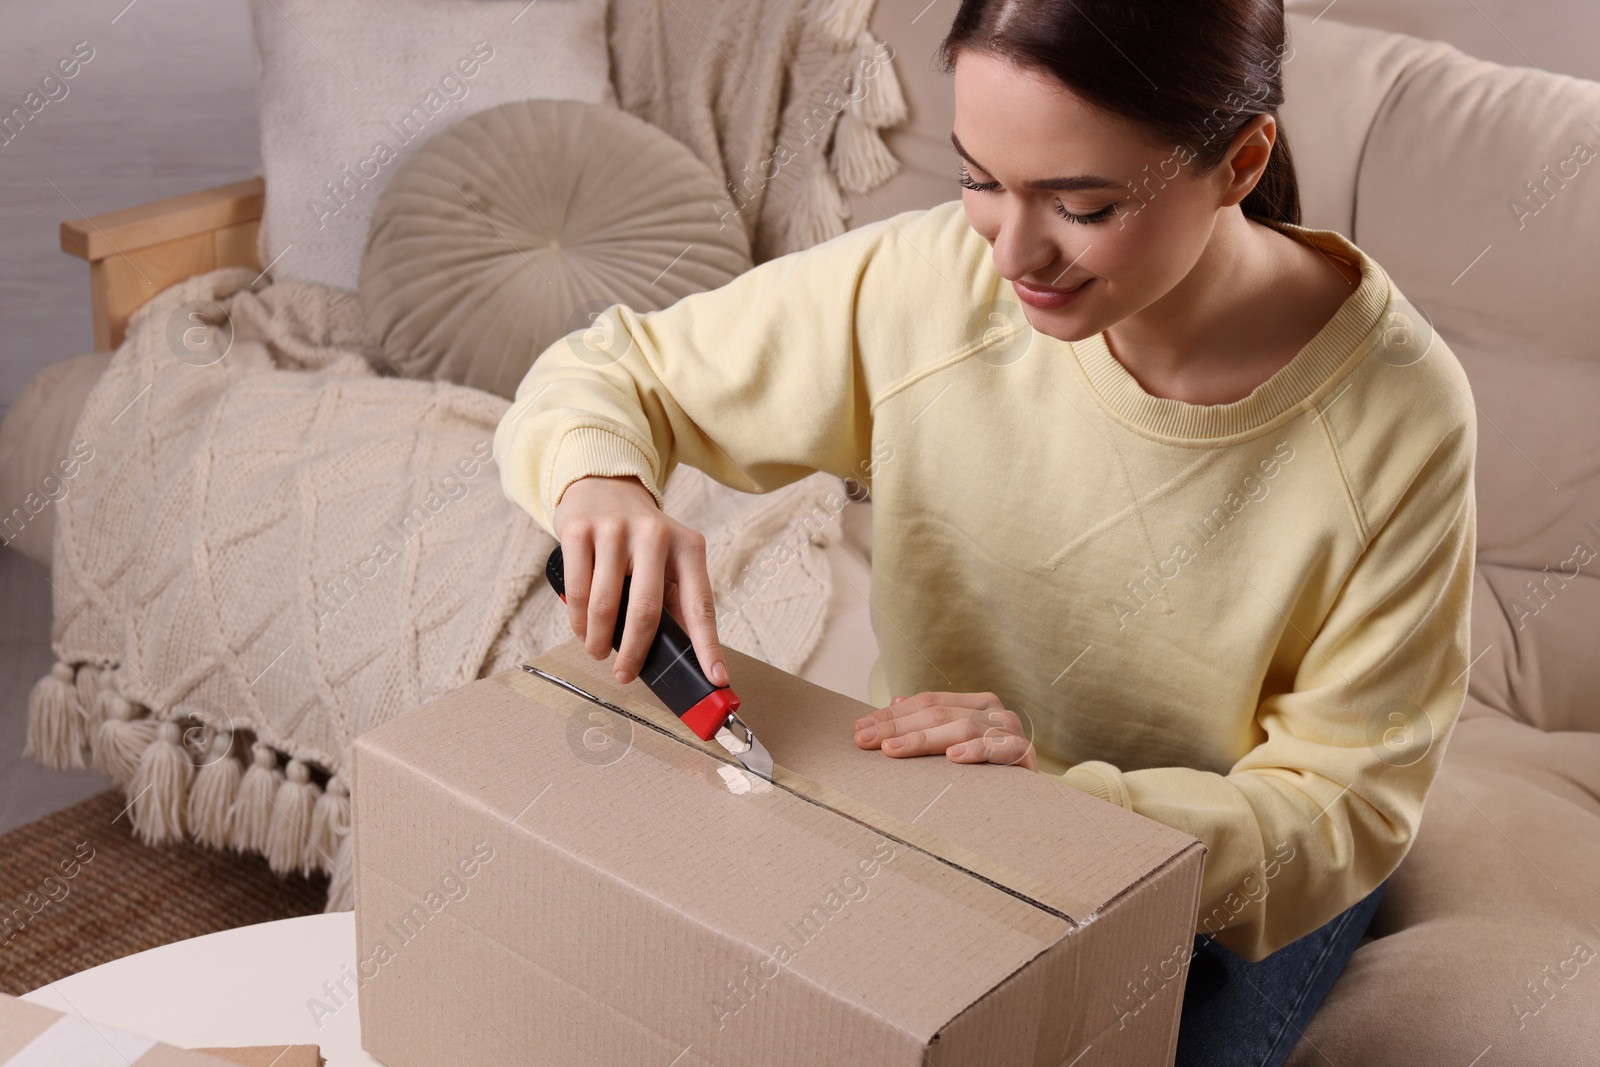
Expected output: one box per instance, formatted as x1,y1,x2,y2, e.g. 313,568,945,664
551,474,728,689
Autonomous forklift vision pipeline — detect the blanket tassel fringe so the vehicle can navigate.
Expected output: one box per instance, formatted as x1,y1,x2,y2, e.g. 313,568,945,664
93,692,158,788
319,778,355,913
785,0,909,252
188,728,242,851
23,662,86,770
265,758,320,879
814,0,874,46
230,742,285,857
24,658,356,911
789,156,850,250
129,719,193,845
832,110,901,196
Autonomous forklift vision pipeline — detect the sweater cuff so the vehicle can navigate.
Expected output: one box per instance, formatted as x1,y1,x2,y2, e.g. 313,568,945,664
1057,760,1130,809
548,426,665,521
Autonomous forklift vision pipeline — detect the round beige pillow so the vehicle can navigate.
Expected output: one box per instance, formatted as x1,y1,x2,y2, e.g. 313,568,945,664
359,99,752,400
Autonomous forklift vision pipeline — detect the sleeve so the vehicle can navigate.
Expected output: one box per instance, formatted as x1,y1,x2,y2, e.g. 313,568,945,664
492,233,881,538
1055,414,1478,962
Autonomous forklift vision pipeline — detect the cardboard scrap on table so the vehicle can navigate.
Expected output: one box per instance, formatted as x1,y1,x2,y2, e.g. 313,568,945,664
351,637,1208,1067
195,1045,324,1066
0,993,322,1066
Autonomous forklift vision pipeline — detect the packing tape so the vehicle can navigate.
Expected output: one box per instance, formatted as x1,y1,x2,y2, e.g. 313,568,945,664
491,663,1094,925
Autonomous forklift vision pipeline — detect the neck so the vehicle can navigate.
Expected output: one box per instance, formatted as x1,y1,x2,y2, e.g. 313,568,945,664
1103,207,1276,380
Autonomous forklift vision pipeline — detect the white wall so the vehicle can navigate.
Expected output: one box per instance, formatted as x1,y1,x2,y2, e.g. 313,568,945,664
2,0,1597,423
0,0,260,424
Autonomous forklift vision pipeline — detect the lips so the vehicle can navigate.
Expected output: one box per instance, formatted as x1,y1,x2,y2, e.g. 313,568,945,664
1015,277,1090,295
1011,275,1093,310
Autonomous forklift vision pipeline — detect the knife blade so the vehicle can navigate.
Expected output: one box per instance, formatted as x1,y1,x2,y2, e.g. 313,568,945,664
519,662,774,782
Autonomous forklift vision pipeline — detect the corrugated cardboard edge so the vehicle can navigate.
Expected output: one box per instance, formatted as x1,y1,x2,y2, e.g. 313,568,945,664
193,1045,325,1066
494,661,1099,923
929,839,1207,1065
1065,840,1208,1062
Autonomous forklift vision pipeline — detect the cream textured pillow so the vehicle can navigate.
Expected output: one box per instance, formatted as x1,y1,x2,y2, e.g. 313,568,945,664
249,0,614,293
358,99,754,400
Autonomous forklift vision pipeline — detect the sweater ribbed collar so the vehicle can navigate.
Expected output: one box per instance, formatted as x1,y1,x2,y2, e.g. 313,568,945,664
1065,221,1390,440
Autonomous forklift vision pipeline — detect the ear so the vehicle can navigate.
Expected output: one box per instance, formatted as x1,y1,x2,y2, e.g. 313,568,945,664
1216,113,1277,209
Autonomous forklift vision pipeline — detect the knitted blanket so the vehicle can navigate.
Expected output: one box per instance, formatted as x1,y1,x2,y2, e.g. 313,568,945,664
609,0,908,263
25,267,845,910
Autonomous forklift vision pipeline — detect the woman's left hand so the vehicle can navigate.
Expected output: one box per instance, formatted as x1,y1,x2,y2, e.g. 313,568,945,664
853,691,1038,772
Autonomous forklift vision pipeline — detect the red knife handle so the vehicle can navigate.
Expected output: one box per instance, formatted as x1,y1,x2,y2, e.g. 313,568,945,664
545,544,740,741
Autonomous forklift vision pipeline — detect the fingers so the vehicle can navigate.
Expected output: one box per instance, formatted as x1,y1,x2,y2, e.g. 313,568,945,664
549,476,725,687
562,534,595,644
948,729,1038,771
852,693,1034,770
854,691,1004,732
613,523,669,684
669,529,728,686
586,524,628,663
859,715,982,757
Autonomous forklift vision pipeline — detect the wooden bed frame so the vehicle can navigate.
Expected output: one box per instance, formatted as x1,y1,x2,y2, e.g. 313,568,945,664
59,176,265,351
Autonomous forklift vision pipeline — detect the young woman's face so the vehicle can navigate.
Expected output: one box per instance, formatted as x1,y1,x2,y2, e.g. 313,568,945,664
952,50,1234,342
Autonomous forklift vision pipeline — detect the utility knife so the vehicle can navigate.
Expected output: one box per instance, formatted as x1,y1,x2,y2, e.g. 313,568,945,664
521,544,774,782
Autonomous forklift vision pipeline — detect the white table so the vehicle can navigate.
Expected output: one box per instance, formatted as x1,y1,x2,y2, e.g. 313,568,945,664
21,912,380,1067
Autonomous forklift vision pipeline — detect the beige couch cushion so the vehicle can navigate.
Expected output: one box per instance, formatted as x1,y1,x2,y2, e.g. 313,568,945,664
0,351,111,570
1277,16,1452,237
1282,13,1600,731
1351,47,1600,569
1288,707,1600,1064
1311,20,1600,734
1471,566,1600,735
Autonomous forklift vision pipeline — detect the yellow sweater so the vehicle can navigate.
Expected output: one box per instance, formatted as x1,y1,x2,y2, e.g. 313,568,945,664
493,199,1477,961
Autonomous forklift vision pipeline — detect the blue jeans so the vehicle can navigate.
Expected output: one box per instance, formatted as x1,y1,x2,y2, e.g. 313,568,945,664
1174,879,1387,1067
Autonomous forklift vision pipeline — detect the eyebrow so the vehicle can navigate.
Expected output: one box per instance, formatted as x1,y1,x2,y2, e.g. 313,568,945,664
950,131,1124,192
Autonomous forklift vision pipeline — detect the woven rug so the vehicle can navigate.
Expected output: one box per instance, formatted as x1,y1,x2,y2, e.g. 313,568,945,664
0,790,327,996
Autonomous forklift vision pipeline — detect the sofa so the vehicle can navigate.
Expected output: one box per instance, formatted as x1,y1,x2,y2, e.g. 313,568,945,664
3,3,1596,1064
1269,17,1600,1065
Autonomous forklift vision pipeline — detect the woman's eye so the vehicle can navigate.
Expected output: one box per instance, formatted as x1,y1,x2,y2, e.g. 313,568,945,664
959,164,1117,225
957,163,999,192
1055,201,1117,225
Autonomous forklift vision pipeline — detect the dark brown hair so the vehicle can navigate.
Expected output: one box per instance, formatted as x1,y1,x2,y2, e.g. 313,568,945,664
935,0,1301,226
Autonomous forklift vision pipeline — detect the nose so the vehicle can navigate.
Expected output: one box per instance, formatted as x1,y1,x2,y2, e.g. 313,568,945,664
987,199,1072,285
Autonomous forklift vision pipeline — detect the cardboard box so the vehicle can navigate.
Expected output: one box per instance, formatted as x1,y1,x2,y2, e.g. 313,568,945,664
195,1046,323,1067
351,639,1205,1066
0,993,321,1066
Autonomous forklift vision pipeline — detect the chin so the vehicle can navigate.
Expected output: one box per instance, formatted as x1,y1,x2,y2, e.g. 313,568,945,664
1021,304,1102,345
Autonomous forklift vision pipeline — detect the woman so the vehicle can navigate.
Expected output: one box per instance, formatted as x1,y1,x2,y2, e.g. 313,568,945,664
493,1,1477,1063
